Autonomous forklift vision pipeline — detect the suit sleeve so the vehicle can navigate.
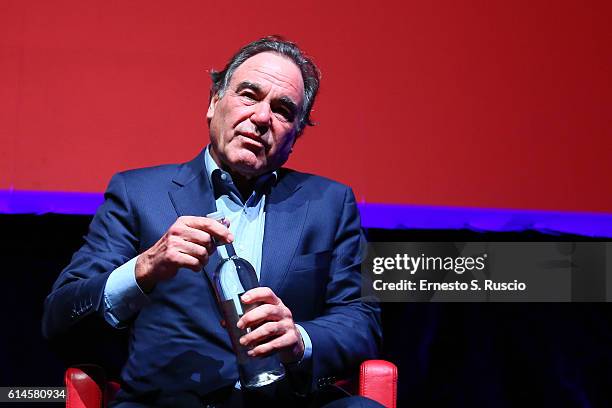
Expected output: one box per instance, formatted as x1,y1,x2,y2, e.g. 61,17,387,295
298,187,382,390
42,172,140,340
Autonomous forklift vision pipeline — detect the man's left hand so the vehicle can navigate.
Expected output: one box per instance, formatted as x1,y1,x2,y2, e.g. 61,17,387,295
237,287,305,364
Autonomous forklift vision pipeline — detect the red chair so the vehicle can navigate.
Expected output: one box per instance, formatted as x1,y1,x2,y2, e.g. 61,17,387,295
65,359,397,408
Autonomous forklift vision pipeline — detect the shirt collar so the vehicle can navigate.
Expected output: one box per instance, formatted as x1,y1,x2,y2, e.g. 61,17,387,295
204,145,277,206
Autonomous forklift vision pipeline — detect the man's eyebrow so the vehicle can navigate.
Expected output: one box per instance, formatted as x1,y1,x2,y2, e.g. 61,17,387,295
235,81,262,93
277,96,298,114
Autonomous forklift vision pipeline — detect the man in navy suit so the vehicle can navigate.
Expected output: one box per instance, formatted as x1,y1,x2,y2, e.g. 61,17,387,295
43,37,382,407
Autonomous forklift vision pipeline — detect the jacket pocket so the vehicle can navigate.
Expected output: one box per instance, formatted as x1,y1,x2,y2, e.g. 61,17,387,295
289,250,332,272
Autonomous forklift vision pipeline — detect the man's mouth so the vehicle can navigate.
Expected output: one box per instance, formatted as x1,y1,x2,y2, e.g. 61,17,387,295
236,132,265,149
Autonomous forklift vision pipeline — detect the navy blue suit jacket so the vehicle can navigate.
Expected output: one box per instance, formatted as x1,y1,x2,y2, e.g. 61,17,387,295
42,149,381,401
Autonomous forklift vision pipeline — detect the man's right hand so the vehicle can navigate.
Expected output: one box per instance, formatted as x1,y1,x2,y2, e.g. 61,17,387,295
135,216,233,292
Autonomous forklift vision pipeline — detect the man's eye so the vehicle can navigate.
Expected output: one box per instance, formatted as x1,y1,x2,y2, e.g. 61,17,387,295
274,108,294,122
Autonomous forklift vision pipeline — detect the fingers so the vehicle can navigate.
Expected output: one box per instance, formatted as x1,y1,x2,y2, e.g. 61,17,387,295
159,232,207,267
232,286,304,362
173,251,206,272
137,215,233,287
175,226,217,258
241,286,281,306
239,321,287,347
245,328,303,359
237,303,285,330
180,216,234,244
162,216,234,271
237,287,287,330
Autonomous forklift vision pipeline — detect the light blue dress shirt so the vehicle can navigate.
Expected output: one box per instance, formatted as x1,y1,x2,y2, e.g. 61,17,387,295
102,146,312,370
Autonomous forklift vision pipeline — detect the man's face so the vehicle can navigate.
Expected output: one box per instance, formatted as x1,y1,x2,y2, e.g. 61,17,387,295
207,52,305,178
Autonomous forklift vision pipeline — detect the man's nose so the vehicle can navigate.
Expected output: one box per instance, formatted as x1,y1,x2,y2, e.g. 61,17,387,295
250,102,272,132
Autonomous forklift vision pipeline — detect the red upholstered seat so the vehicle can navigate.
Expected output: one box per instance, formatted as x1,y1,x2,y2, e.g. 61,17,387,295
65,359,397,408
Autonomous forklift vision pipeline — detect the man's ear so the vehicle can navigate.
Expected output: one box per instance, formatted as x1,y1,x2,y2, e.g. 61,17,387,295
206,94,219,122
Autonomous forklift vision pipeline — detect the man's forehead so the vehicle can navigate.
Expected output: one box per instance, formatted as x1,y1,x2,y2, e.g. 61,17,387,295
230,52,304,99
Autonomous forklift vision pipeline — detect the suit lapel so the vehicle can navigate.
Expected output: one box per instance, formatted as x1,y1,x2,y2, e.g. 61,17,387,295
260,171,308,294
168,149,221,284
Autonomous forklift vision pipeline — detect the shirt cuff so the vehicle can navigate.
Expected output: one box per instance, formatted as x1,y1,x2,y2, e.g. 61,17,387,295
295,324,313,363
103,256,150,328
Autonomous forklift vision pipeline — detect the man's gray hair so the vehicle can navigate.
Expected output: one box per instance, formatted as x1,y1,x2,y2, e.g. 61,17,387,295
210,36,321,136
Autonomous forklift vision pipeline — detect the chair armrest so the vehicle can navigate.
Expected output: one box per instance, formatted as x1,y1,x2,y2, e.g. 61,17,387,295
65,365,106,408
359,359,398,408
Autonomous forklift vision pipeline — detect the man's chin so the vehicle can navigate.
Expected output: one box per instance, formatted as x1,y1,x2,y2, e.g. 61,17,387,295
226,160,266,179
224,151,266,176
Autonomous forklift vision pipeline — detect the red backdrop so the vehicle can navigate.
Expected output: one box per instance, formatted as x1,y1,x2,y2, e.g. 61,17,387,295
1,0,611,212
